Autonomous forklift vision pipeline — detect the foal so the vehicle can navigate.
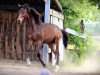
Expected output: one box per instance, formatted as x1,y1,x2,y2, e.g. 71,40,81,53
16,4,68,70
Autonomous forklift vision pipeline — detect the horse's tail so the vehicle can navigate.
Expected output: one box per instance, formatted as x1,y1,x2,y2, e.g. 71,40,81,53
61,29,68,49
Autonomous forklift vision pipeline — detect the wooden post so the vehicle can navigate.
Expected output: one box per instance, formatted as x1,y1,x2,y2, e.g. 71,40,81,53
1,20,5,58
5,34,9,58
5,20,9,59
11,35,16,59
11,23,16,60
0,14,3,58
8,12,13,59
0,13,2,58
10,13,17,60
0,31,2,58
16,24,22,60
23,22,26,60
43,0,50,65
80,19,85,33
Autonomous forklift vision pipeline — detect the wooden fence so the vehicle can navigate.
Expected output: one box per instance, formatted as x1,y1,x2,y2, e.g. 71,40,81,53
0,12,36,60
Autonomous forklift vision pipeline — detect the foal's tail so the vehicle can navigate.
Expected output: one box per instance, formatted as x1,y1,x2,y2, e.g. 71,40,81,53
61,29,68,49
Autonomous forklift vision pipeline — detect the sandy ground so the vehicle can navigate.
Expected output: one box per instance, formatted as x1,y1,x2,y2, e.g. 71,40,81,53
0,36,100,75
0,59,100,75
0,48,100,75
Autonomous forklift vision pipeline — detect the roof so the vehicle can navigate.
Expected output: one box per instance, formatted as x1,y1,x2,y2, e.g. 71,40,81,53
0,0,62,12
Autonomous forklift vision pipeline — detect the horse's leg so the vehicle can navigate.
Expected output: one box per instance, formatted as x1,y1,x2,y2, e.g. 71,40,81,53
54,39,60,71
48,42,59,71
26,39,33,65
48,43,56,65
36,41,46,67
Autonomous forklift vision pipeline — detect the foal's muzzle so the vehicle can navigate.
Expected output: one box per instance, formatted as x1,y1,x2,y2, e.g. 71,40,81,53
16,19,23,24
16,20,21,24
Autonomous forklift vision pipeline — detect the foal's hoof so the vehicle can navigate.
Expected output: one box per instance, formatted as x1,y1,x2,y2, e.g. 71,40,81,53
43,64,46,68
27,62,31,65
26,59,31,65
52,65,59,72
26,61,31,66
55,65,59,71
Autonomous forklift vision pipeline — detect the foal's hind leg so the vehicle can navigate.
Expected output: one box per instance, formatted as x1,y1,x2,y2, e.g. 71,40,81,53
54,39,60,71
36,41,46,67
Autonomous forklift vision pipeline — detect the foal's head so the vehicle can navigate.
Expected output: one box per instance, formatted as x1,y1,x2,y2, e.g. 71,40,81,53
17,4,30,24
17,4,42,25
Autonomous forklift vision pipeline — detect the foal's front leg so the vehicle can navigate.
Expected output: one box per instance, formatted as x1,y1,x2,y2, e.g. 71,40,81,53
36,42,46,67
26,40,33,65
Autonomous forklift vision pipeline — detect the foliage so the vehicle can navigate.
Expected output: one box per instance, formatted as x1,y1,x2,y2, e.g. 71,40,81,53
59,0,99,63
89,0,100,9
66,35,96,63
60,0,99,28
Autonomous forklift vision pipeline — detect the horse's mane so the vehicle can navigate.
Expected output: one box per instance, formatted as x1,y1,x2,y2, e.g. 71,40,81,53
29,8,42,25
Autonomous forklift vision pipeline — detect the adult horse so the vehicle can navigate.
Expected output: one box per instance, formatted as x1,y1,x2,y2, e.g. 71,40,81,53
16,4,68,70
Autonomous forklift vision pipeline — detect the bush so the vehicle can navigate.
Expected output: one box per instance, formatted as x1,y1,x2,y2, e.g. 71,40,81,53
66,35,96,64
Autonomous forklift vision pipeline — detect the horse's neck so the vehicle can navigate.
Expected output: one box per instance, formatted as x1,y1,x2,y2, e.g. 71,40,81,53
27,15,43,34
27,16,37,31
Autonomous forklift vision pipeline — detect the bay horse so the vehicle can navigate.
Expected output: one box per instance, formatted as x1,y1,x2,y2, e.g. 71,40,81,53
16,4,68,70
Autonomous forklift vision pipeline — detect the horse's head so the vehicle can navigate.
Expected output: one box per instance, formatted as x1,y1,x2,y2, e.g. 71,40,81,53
16,4,42,25
16,4,30,24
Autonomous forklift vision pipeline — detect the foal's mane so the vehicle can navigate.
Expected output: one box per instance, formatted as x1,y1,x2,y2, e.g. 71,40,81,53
29,7,42,25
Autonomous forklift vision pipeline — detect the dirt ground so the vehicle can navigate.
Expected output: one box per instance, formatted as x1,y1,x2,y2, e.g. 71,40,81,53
0,61,100,75
0,50,100,75
0,36,100,75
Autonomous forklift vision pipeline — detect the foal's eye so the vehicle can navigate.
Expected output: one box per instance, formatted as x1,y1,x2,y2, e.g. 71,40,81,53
23,12,25,13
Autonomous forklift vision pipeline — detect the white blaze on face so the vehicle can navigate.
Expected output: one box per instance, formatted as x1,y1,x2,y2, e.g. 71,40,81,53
18,18,23,23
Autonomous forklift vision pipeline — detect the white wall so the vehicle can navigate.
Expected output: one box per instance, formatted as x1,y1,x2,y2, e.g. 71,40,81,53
50,14,64,62
50,16,63,29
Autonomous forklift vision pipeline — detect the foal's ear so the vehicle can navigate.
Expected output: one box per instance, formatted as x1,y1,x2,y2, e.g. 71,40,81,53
24,4,29,8
24,4,30,11
18,4,22,7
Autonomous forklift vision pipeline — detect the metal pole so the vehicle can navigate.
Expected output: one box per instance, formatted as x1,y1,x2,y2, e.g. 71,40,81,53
44,0,50,23
43,0,50,65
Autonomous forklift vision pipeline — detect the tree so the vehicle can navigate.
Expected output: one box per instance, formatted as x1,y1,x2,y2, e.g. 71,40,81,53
89,0,100,9
60,0,99,29
59,0,99,63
